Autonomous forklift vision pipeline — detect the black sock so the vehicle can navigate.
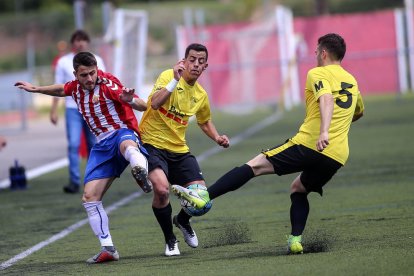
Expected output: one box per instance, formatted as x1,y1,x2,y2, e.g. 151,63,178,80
290,192,309,236
207,164,255,200
152,203,175,242
176,208,192,225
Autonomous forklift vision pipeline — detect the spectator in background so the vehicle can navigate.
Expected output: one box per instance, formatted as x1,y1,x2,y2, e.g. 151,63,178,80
50,30,106,194
51,40,68,72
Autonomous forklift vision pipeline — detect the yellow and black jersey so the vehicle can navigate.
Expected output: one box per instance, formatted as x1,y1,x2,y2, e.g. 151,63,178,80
140,69,211,153
291,64,364,165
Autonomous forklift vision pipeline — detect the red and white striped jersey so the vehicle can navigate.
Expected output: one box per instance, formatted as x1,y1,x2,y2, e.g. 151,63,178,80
63,70,139,140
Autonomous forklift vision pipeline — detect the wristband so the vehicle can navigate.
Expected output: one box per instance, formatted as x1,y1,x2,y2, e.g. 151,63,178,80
127,98,135,105
165,79,179,92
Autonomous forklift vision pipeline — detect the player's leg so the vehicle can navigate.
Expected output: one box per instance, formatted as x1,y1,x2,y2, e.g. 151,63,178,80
287,175,308,254
287,145,343,254
173,181,205,249
83,177,120,263
119,137,152,193
169,154,209,248
150,167,180,256
171,151,274,206
144,144,179,256
63,108,82,193
209,153,274,200
81,129,135,263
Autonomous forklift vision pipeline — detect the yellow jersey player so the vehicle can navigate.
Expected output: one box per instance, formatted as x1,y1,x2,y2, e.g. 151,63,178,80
172,33,364,254
140,43,230,256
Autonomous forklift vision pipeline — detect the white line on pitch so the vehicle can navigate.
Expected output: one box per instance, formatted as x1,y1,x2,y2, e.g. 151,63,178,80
0,111,282,270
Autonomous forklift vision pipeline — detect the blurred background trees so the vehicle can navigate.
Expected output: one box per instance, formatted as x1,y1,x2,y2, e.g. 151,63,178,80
0,0,405,73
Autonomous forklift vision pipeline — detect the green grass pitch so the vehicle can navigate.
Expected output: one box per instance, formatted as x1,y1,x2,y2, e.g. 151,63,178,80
0,94,413,275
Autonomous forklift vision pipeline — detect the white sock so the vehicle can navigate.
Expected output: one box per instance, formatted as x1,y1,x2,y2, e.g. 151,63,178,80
83,201,114,247
123,145,148,171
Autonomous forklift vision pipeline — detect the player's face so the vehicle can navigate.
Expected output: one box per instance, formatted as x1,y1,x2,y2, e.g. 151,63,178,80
72,39,89,53
183,50,208,81
74,65,98,91
315,45,326,66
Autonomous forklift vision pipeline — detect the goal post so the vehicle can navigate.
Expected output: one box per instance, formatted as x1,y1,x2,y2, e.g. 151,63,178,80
103,9,148,98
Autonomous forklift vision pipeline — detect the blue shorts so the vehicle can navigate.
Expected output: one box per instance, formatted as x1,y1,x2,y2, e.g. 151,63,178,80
84,128,148,184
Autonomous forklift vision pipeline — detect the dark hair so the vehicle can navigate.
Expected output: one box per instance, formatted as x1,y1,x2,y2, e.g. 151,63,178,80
70,29,90,44
185,43,208,61
318,33,346,61
73,52,97,71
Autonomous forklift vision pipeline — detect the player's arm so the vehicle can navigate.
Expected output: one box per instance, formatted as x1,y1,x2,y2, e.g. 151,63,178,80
151,60,185,110
119,87,147,112
14,81,65,97
50,59,65,125
198,120,230,148
352,93,364,122
317,93,334,152
50,97,60,125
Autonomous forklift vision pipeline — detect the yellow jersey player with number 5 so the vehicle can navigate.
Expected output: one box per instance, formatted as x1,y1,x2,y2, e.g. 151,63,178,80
172,33,364,255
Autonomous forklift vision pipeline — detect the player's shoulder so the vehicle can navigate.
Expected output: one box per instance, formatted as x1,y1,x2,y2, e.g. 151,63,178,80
97,70,123,87
159,69,174,78
194,81,207,95
56,53,74,66
307,66,329,78
64,79,78,91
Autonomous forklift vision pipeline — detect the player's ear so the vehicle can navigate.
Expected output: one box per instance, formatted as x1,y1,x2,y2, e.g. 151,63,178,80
73,70,76,78
203,63,208,71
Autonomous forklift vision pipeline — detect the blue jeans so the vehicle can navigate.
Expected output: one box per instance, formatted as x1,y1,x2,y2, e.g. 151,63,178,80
65,108,96,186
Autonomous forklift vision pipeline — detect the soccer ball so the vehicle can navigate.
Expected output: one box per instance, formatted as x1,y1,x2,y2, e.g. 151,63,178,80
180,184,212,217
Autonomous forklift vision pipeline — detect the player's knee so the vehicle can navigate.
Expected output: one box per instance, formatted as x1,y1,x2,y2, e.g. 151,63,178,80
290,177,306,193
153,187,169,204
82,190,99,202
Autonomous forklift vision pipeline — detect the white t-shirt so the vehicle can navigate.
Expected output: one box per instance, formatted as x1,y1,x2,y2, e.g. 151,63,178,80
54,52,106,109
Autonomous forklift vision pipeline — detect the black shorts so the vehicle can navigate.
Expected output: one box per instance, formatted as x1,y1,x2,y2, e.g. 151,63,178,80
143,144,204,186
262,140,342,195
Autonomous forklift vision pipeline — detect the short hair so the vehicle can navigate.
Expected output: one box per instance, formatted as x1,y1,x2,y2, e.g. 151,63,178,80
185,43,208,61
318,33,346,61
73,52,97,71
70,29,90,44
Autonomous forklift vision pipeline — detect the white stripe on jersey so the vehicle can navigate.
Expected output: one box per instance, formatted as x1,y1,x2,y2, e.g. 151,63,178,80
72,78,130,137
101,90,128,130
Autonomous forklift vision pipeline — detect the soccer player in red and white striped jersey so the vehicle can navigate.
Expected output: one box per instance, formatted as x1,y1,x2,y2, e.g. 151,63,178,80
15,51,152,264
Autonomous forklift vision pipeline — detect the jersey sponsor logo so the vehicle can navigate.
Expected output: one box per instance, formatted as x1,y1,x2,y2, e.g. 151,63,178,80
169,105,187,117
159,106,188,125
314,80,324,92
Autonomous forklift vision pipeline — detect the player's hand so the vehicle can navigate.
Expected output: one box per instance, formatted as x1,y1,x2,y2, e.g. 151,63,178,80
316,132,329,151
216,135,230,148
14,81,37,92
173,60,186,80
119,87,135,103
50,110,58,125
